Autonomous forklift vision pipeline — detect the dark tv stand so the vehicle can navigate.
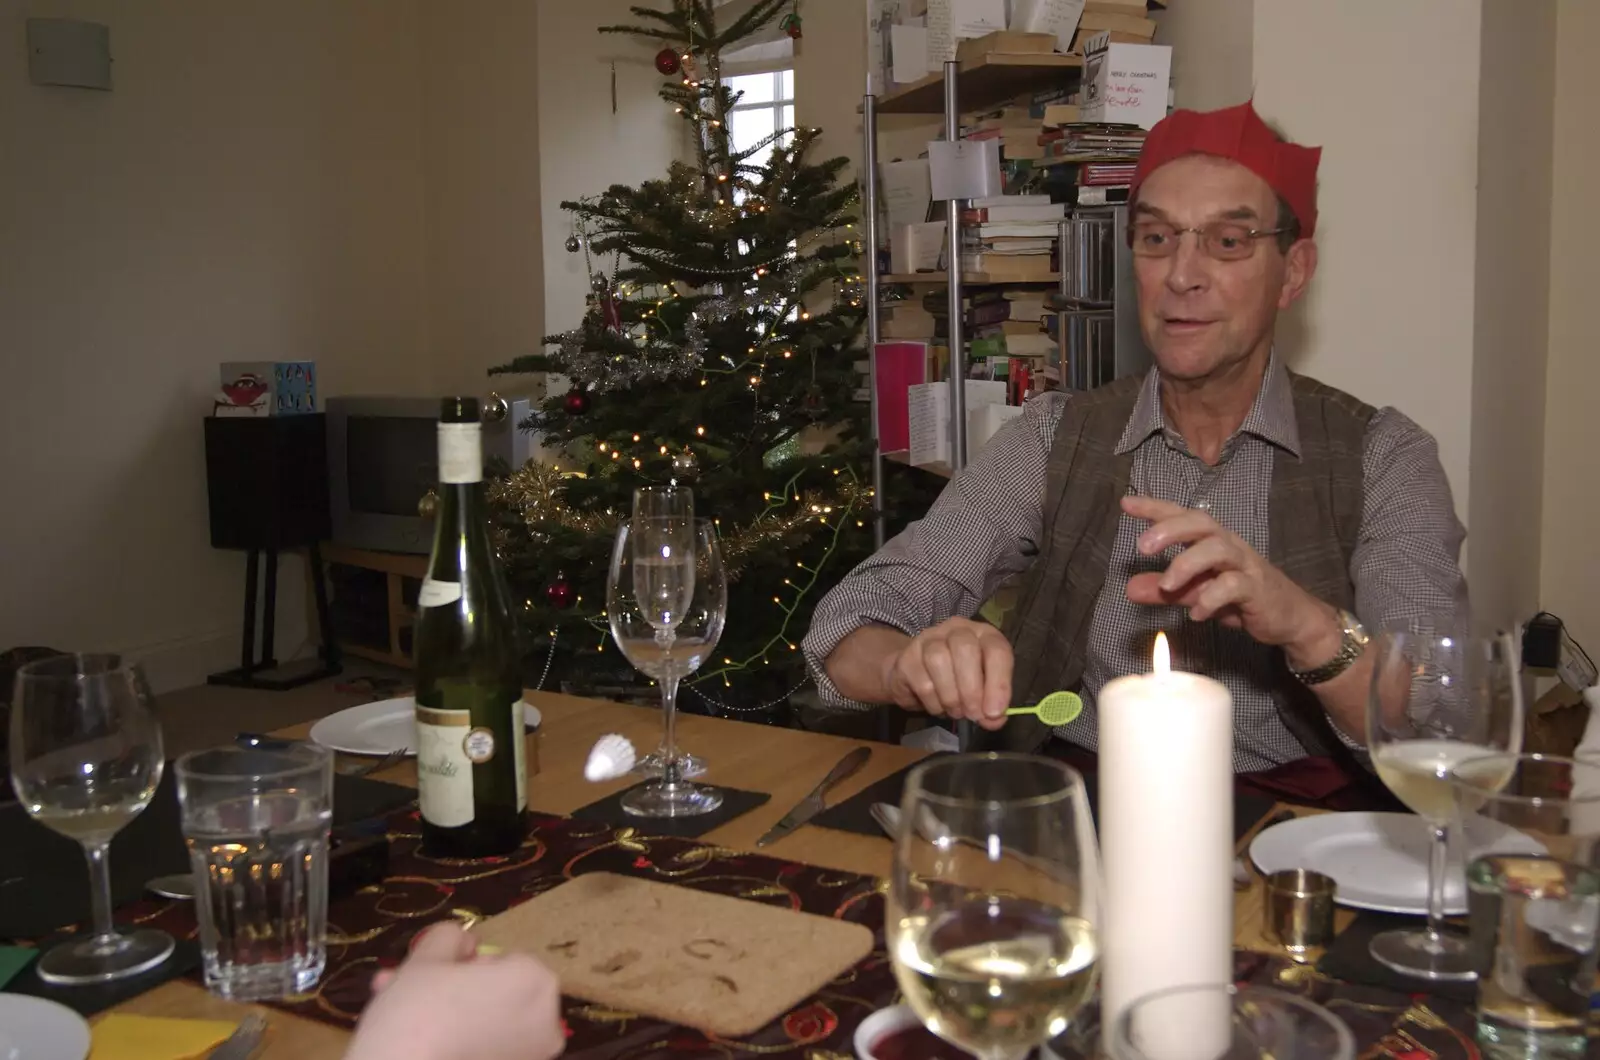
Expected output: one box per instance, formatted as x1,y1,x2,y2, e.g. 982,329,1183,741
208,544,342,691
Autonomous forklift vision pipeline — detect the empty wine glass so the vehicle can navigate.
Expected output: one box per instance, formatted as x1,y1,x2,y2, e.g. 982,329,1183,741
608,517,727,817
1366,630,1524,981
630,486,707,780
9,655,176,983
887,753,1101,1060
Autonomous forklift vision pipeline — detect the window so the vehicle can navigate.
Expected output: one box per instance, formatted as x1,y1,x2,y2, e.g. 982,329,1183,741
725,69,795,168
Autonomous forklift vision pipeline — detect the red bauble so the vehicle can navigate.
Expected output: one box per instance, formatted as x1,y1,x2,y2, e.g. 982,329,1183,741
655,47,681,76
786,21,803,39
564,389,590,415
545,577,576,610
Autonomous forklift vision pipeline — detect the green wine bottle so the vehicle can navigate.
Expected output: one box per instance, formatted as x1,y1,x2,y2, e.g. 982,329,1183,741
414,396,527,858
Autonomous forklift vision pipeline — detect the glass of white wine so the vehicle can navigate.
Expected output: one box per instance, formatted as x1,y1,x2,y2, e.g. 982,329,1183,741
1367,630,1523,981
608,516,727,817
630,486,707,781
9,655,176,983
887,753,1100,1060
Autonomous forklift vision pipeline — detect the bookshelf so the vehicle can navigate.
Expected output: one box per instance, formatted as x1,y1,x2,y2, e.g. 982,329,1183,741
875,52,1084,116
882,272,1062,285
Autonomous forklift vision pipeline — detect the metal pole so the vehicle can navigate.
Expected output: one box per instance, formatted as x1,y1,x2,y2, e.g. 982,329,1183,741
942,60,973,753
863,77,886,551
942,60,967,473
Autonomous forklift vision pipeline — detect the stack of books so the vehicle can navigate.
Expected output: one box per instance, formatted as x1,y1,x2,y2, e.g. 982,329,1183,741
1071,1,1159,54
959,194,1065,281
1038,122,1148,206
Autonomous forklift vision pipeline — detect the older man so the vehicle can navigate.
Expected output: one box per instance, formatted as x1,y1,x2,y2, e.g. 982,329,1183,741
803,101,1466,806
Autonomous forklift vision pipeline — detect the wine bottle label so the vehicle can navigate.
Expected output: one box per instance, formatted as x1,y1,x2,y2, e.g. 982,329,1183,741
415,706,474,828
418,578,462,608
464,728,496,764
438,422,483,484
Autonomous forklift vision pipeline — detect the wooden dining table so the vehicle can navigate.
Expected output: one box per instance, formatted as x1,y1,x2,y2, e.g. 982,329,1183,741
94,690,1335,1058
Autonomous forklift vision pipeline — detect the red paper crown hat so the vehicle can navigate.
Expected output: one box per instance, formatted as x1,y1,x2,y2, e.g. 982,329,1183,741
1130,101,1322,239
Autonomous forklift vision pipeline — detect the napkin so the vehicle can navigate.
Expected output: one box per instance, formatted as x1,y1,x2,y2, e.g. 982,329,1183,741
89,1014,240,1060
0,945,36,989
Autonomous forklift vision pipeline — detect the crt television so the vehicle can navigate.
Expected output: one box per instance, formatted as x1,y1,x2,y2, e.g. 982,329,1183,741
326,395,544,555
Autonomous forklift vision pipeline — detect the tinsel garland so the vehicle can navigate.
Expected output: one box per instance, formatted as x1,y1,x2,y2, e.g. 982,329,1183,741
488,461,868,583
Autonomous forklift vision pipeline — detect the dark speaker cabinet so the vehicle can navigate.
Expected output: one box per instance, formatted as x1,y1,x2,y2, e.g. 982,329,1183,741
202,414,339,690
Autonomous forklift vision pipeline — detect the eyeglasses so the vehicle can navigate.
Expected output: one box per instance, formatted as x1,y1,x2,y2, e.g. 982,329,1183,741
1126,220,1293,261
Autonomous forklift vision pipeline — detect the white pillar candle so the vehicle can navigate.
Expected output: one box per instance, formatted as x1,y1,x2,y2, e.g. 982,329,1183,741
1099,633,1234,1059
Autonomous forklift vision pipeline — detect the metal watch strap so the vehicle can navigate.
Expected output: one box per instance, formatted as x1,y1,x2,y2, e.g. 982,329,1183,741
1289,609,1369,686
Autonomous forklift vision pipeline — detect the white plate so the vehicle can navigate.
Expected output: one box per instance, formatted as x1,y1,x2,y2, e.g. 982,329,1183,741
1250,811,1545,916
309,696,543,757
0,995,91,1060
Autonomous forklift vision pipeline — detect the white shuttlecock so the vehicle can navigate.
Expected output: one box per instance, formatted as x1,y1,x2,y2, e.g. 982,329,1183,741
584,734,637,782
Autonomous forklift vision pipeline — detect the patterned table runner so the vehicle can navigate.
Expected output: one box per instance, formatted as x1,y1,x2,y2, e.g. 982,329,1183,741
66,810,1486,1058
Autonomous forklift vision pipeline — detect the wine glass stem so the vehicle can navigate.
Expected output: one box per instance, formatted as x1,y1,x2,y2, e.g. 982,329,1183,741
1425,823,1449,941
655,629,682,786
83,839,119,944
660,672,683,785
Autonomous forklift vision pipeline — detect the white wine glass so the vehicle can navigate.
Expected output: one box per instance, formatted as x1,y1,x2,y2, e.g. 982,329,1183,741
9,655,176,983
1366,630,1523,981
887,753,1100,1060
629,486,707,780
608,517,727,817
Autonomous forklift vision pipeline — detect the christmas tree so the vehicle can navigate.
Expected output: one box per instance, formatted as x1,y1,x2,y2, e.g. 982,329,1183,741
489,0,874,717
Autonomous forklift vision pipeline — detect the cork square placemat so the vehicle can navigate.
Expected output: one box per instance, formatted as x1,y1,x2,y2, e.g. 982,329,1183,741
474,871,874,1037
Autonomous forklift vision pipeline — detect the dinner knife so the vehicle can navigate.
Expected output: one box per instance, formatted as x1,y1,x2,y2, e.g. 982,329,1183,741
756,746,872,847
208,1013,267,1059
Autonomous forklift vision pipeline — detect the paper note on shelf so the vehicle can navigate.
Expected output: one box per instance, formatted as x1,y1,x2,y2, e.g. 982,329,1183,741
890,22,931,83
908,380,1008,466
926,0,1006,63
1011,0,1087,53
880,158,933,231
968,402,1024,461
928,139,1003,201
1081,34,1172,130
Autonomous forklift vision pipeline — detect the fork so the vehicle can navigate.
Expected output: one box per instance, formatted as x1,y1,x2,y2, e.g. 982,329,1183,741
207,1012,267,1059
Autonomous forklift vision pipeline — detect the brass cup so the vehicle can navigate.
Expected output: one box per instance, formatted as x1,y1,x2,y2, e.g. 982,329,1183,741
1264,868,1337,959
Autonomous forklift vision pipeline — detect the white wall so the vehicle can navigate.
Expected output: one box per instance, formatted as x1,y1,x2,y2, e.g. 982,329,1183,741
0,1,433,690
1153,0,1252,111
1253,0,1483,523
1541,0,1600,650
1253,0,1556,634
422,1,546,400
1468,0,1554,639
535,1,689,335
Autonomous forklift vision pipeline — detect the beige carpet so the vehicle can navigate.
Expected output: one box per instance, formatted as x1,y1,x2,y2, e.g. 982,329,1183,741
155,660,410,759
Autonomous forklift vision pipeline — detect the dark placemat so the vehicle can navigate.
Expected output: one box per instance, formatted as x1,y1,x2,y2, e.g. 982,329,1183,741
0,768,417,939
1318,911,1477,1003
812,755,1281,844
4,939,203,1017
569,783,770,839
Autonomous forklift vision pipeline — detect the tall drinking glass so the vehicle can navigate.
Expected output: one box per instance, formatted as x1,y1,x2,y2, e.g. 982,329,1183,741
9,655,175,983
630,486,706,780
176,743,334,1000
887,754,1100,1060
1450,753,1600,1060
1366,630,1524,980
1109,984,1355,1060
608,517,726,817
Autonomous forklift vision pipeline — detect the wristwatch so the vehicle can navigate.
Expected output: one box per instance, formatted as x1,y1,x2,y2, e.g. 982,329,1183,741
1288,609,1370,686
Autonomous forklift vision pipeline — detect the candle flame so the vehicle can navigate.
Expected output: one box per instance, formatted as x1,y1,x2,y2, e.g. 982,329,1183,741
1152,632,1171,676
